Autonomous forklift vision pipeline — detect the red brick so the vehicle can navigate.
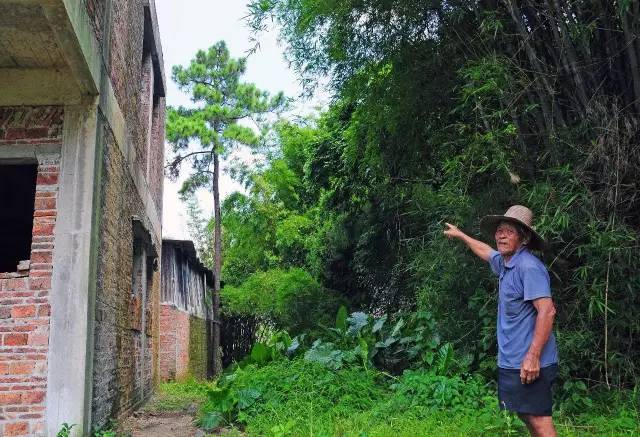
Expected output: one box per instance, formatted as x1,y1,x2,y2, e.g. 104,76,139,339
30,252,52,265
5,406,29,412
0,307,11,319
11,306,36,318
33,210,56,218
9,362,34,374
27,332,48,346
0,392,22,405
25,128,49,139
0,363,8,374
4,421,29,436
4,128,26,140
29,278,51,290
0,299,23,306
21,391,45,404
33,198,56,212
5,279,27,291
34,191,56,198
18,413,42,419
32,223,54,237
12,325,37,332
24,354,47,361
4,292,33,298
28,271,51,278
35,173,58,186
36,305,50,317
4,335,28,346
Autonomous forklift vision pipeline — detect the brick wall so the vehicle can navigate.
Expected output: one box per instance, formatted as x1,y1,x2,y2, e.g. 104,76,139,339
159,304,190,381
91,124,160,428
159,305,211,381
148,98,165,213
0,107,63,145
0,106,62,437
188,316,209,379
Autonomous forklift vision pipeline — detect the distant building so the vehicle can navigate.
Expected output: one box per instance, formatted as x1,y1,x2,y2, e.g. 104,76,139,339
160,239,215,381
0,0,165,435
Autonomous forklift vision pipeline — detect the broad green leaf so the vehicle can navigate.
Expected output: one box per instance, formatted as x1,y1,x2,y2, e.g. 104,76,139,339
372,314,387,333
347,312,369,336
200,411,224,431
336,305,348,332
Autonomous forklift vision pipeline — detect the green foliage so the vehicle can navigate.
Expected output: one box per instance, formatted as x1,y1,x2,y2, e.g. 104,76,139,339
143,378,215,413
166,40,287,195
56,423,75,437
301,307,461,375
200,358,387,434
189,355,639,436
239,0,640,387
92,420,117,437
222,268,341,335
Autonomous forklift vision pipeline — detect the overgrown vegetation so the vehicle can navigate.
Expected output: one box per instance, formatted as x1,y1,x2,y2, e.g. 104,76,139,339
172,0,640,434
159,313,638,435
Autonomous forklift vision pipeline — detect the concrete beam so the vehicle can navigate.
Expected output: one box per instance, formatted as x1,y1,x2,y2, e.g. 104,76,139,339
46,103,99,437
0,143,61,161
43,0,100,95
0,68,83,105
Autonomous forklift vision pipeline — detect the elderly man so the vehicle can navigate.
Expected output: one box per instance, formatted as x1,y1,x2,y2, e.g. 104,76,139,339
444,205,558,437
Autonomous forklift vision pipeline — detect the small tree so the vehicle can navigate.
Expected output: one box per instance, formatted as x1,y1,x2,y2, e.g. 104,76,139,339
166,41,287,375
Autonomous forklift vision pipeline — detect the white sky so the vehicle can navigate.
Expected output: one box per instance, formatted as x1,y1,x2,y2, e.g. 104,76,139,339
156,0,327,240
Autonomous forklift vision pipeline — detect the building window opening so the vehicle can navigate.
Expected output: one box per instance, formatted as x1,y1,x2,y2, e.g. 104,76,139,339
0,164,38,273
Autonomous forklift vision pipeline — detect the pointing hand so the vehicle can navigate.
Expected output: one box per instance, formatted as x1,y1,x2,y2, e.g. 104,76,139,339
443,222,464,240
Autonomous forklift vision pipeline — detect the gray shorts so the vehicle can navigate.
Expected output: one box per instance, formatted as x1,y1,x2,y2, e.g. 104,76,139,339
498,364,558,416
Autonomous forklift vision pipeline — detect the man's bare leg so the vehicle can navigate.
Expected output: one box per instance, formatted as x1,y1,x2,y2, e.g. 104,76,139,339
518,414,557,437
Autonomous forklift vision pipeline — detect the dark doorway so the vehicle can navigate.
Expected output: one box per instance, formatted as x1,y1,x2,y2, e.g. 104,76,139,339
0,164,38,273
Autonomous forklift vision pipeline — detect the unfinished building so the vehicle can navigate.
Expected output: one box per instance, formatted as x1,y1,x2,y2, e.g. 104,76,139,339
0,0,165,435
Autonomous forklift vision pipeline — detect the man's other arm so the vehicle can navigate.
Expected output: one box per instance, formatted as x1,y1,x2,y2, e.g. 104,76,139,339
521,297,556,384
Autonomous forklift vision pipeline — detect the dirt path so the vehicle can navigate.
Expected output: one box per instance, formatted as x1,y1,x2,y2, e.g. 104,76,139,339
121,411,204,437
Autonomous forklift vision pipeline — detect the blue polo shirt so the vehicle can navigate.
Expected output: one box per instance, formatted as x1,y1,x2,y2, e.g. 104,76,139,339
489,247,558,369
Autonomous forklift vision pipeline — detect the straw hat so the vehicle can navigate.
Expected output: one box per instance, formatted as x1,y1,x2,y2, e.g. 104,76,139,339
480,205,545,250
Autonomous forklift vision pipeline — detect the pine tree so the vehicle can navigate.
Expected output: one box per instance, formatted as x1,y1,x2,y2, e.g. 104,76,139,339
166,41,287,375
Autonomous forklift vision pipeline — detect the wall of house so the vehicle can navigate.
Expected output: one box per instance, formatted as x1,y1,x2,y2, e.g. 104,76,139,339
91,123,161,426
0,106,62,437
158,306,211,381
0,0,165,433
84,0,165,429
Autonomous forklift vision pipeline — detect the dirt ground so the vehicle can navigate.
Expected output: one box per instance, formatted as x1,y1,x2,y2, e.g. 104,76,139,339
121,411,204,437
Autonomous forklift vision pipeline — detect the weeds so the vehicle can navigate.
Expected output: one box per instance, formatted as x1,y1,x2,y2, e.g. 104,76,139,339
143,377,216,413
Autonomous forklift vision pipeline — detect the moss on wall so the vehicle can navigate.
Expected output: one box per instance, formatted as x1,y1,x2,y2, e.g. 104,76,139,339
188,316,208,379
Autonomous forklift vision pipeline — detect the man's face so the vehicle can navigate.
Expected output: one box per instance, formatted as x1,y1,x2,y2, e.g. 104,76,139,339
495,221,522,257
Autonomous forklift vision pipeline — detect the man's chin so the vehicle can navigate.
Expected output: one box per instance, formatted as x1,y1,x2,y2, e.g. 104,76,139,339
498,249,515,257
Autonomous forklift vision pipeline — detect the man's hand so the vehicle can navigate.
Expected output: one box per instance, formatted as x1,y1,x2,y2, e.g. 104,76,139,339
443,222,493,262
520,352,541,384
444,223,465,240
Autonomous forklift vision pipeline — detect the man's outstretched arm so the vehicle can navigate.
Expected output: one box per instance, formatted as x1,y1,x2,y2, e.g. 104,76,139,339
443,223,494,262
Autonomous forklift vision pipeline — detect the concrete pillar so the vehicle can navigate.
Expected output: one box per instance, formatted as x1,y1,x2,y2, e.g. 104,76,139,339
46,103,99,436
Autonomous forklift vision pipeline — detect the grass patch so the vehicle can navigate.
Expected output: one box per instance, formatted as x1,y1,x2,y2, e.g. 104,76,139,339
157,361,639,436
143,377,216,413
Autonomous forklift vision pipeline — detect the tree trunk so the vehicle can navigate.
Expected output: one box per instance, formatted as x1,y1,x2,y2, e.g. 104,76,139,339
621,8,640,114
212,151,222,376
504,0,565,130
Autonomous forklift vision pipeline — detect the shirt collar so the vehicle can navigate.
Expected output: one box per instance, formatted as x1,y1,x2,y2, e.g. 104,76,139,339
504,246,528,269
